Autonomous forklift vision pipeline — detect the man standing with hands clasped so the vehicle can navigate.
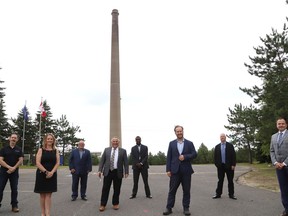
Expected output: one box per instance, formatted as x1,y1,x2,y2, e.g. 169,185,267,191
163,125,197,216
69,140,92,201
212,133,237,200
270,117,288,216
98,137,129,212
129,136,152,199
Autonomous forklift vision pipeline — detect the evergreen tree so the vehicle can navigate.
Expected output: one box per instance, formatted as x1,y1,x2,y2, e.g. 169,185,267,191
194,143,209,164
0,79,11,147
225,104,259,163
226,19,288,162
240,21,288,159
11,105,38,156
34,100,56,147
54,114,81,164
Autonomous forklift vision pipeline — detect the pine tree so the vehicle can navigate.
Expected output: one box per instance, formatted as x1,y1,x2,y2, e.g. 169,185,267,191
241,21,288,158
0,79,11,147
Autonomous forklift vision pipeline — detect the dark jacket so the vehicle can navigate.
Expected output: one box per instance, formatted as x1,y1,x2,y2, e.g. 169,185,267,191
166,139,197,175
69,148,92,175
131,144,149,170
214,142,236,169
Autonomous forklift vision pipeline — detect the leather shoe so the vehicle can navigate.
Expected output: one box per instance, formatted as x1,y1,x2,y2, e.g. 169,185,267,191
212,194,221,199
71,197,77,201
146,195,152,199
229,195,237,200
129,195,136,199
99,206,105,212
12,206,19,212
281,211,288,216
113,204,119,210
163,208,172,215
81,197,87,201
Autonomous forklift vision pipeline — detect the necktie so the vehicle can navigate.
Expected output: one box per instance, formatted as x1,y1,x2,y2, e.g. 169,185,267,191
138,145,141,160
221,144,226,164
110,148,116,171
278,132,283,146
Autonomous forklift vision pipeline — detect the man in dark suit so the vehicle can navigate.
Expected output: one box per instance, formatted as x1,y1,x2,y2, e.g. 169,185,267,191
212,133,237,200
129,136,152,199
69,140,92,201
270,117,288,216
98,137,129,212
163,125,197,216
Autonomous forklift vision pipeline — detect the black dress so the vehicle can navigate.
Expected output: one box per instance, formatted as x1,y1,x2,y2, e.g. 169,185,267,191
34,148,57,193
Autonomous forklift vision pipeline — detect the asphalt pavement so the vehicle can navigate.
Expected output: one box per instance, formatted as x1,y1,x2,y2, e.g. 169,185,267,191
0,165,283,216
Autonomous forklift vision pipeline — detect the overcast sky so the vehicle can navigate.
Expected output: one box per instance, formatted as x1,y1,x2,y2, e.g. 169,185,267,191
0,0,287,154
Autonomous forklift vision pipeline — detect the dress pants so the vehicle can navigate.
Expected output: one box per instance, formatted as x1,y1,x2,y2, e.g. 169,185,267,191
216,163,234,196
100,169,122,206
166,165,191,209
132,168,151,196
0,169,19,207
276,166,288,212
72,173,88,198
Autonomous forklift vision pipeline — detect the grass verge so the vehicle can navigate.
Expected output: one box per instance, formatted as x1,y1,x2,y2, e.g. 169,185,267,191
237,163,279,192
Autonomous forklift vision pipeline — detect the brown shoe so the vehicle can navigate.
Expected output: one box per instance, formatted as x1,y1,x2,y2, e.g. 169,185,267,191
113,204,119,210
99,206,105,212
12,207,19,213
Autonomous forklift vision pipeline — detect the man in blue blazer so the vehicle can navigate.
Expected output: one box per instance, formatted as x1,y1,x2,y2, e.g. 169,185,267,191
163,125,197,216
270,117,288,216
69,140,92,201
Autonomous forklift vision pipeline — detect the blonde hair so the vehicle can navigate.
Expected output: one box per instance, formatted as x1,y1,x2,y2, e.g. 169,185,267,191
43,133,57,150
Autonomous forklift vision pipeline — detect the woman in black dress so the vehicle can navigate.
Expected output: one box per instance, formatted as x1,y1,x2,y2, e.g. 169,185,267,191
34,133,60,216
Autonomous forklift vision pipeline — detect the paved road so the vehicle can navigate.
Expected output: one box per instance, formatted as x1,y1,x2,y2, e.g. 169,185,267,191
0,165,283,216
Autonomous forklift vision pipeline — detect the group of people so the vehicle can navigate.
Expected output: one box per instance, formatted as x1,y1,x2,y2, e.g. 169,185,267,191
0,133,60,216
0,118,287,216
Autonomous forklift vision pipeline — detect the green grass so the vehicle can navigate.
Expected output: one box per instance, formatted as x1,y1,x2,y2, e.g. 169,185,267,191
238,163,279,192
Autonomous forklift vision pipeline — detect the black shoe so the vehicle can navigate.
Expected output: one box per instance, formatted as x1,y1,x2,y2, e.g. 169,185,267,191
146,195,152,199
212,194,221,199
229,195,237,200
129,195,136,199
71,197,77,201
281,211,288,216
163,208,172,215
183,208,191,215
81,197,88,201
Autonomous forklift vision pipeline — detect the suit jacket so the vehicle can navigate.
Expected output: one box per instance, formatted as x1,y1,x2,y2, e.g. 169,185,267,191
270,130,288,165
98,147,129,179
214,142,236,168
69,148,92,175
166,139,197,175
131,144,149,170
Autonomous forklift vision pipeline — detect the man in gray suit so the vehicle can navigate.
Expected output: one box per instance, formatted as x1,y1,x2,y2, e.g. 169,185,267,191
98,137,129,212
270,117,288,216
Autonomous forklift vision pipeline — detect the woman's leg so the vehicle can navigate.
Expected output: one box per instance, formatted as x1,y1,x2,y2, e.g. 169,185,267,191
40,193,46,216
44,193,52,216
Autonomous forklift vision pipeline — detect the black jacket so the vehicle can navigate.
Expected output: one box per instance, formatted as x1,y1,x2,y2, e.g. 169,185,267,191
214,142,236,169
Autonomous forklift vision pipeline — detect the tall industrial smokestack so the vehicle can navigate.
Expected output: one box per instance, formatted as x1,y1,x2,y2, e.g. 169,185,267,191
109,9,122,146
